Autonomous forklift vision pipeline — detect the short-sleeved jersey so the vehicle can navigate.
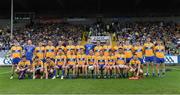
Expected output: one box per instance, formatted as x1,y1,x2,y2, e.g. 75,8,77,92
115,54,126,65
33,60,44,68
76,45,85,55
96,55,106,64
103,45,112,56
77,54,86,64
107,55,116,65
66,45,76,55
24,45,35,60
85,44,95,55
86,55,96,65
113,45,123,52
34,46,45,59
154,45,165,58
11,46,22,58
55,55,66,65
130,59,141,66
94,46,103,56
18,60,31,68
67,55,76,65
45,46,56,58
123,45,133,58
44,61,56,68
144,43,154,57
56,46,65,55
133,46,144,58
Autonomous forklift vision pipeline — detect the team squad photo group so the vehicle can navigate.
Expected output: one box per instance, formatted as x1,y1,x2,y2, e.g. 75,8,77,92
9,37,166,80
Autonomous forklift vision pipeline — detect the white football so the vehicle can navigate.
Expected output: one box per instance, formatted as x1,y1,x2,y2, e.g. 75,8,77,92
88,66,94,70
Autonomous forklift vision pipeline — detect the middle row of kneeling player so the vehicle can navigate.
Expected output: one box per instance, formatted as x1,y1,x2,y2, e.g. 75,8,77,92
15,48,143,79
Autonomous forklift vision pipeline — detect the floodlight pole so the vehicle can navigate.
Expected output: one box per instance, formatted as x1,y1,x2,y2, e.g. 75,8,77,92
10,0,13,40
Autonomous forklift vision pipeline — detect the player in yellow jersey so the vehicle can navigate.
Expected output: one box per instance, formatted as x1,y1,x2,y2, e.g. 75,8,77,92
103,41,112,56
34,42,45,62
96,50,107,78
113,41,123,52
66,40,76,55
75,41,85,55
15,56,31,79
10,41,23,79
56,41,65,55
32,57,44,79
44,57,56,79
45,41,56,60
86,50,97,79
123,40,133,64
133,42,144,67
144,37,155,77
55,50,66,79
66,50,76,78
76,48,87,78
115,48,128,78
154,39,165,77
129,54,143,79
94,41,103,56
106,50,116,78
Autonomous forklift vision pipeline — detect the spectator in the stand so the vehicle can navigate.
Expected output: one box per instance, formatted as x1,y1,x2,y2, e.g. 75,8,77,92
0,21,179,55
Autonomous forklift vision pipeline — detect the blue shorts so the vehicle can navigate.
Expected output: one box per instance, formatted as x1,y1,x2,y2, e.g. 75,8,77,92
12,58,21,65
41,59,46,63
57,65,63,69
99,64,105,69
156,57,165,64
138,58,144,64
126,58,132,63
145,56,155,63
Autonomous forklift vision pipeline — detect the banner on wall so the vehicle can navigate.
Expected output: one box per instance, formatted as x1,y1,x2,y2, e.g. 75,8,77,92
165,56,178,64
90,36,110,43
0,55,179,66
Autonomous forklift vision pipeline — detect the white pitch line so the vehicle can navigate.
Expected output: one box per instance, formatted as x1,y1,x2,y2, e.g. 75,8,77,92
0,71,11,75
168,67,180,71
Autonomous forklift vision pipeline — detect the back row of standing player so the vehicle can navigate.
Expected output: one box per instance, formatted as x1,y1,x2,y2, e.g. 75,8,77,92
10,37,165,79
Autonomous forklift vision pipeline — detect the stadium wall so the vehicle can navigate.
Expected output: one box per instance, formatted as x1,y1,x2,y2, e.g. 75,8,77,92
0,53,179,65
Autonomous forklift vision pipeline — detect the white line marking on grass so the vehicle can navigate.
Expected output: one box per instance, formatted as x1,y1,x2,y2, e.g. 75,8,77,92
0,71,10,75
168,67,180,71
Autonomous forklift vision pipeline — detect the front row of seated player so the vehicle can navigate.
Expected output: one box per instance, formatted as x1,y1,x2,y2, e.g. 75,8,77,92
15,50,143,80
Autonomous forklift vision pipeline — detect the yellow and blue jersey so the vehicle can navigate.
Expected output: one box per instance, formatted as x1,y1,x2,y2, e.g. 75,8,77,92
33,60,44,68
144,43,154,57
77,54,86,65
44,61,56,69
129,59,141,67
154,45,165,58
133,46,144,58
113,45,123,52
67,55,76,65
94,46,103,56
45,46,56,58
103,45,112,56
76,45,85,55
107,55,116,65
55,55,66,65
56,46,65,55
123,45,133,58
115,54,126,65
34,46,45,60
11,46,22,58
18,60,31,68
96,55,106,64
86,55,96,65
66,45,76,55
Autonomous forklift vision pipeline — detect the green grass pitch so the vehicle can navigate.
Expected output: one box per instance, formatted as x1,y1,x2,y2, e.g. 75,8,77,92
0,66,180,94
